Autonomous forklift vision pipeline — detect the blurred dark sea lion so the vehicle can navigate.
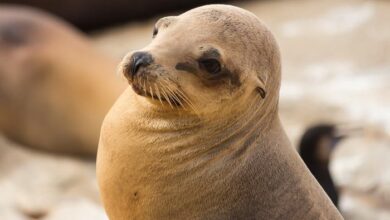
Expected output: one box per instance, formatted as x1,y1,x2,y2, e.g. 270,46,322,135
0,5,125,158
0,0,232,30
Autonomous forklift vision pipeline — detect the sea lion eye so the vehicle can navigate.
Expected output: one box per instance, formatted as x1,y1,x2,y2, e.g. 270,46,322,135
152,26,158,38
199,59,221,74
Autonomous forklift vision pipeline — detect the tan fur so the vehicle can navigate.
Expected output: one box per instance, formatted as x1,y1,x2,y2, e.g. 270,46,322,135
97,5,343,219
0,6,125,157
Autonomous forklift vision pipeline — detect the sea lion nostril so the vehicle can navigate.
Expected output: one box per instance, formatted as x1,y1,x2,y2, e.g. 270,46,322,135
130,51,153,77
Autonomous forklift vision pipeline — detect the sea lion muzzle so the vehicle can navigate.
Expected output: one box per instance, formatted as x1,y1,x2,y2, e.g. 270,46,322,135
129,51,153,80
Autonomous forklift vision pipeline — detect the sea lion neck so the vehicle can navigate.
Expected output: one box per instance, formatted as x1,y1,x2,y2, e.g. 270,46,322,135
110,88,278,158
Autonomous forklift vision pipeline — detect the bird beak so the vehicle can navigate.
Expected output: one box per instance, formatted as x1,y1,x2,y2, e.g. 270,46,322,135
333,124,364,144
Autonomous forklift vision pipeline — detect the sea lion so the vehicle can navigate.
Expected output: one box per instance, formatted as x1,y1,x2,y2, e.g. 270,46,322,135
0,5,125,157
97,4,343,219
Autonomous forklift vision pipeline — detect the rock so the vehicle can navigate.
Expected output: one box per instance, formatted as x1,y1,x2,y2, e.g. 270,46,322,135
43,198,107,220
0,135,105,219
340,193,390,220
331,128,390,219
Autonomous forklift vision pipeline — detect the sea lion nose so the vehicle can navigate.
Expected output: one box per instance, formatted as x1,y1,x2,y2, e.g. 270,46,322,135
130,51,153,77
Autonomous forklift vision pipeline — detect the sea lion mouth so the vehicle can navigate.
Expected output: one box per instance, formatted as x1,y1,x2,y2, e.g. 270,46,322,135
131,83,160,100
131,80,183,107
122,61,190,108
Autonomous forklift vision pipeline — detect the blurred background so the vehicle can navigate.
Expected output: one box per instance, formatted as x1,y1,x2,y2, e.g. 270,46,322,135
0,0,389,219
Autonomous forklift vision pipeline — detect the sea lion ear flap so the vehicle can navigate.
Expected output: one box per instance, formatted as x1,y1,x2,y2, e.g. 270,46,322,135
256,87,266,99
255,76,267,99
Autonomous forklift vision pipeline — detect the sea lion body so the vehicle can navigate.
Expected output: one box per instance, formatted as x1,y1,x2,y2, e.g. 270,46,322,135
0,6,125,157
97,5,342,219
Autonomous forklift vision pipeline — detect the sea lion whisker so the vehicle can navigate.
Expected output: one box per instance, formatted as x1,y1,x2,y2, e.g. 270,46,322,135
173,92,185,107
149,86,154,101
162,83,184,107
143,77,147,94
155,83,164,105
160,86,174,108
173,87,198,113
159,79,174,96
148,79,155,101
173,88,191,104
176,90,201,115
170,90,185,107
160,79,193,110
174,88,196,110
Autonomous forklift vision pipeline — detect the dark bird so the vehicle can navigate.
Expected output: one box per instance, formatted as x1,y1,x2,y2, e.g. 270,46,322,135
298,124,346,208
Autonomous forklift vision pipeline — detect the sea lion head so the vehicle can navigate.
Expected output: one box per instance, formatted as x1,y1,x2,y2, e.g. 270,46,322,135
119,4,281,118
